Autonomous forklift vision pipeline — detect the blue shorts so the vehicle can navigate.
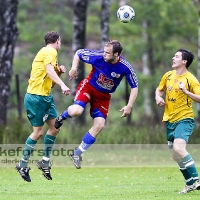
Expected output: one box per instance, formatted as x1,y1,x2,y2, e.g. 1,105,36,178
24,93,57,126
166,118,195,145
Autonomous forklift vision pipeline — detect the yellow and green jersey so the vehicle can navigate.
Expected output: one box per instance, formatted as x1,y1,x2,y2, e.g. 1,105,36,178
158,70,200,122
27,46,59,96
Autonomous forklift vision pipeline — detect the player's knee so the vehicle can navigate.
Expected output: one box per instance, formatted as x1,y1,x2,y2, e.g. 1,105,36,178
68,105,84,117
33,129,43,139
46,128,60,138
94,123,105,132
173,145,184,156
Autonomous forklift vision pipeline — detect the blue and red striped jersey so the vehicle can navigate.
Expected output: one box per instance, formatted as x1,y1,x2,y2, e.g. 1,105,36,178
77,49,138,93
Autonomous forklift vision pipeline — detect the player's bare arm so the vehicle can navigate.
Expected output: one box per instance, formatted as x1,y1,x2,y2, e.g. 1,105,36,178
119,87,138,118
179,82,200,103
155,87,165,106
52,65,66,87
69,53,80,80
46,64,70,95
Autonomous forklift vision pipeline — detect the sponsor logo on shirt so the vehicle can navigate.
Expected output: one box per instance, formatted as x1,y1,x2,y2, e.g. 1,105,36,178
168,97,176,102
96,73,114,90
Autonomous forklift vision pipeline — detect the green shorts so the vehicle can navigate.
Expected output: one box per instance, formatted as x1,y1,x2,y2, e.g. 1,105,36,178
24,93,57,126
166,118,195,146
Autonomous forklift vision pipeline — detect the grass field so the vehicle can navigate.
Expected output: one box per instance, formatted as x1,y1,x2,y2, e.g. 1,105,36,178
0,166,200,200
1,144,200,199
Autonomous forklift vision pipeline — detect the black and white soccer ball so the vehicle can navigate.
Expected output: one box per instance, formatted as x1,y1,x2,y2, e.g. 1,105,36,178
117,5,135,23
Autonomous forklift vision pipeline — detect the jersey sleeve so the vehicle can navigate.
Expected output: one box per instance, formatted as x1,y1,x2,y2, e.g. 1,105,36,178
126,70,138,88
119,57,138,88
76,49,103,65
158,71,172,91
190,75,200,95
43,48,57,66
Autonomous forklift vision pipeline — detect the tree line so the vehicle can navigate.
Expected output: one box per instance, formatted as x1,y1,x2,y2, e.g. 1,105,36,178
1,0,200,129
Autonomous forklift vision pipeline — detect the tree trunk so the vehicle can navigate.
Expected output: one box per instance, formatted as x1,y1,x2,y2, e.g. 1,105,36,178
193,0,200,127
146,19,160,123
72,0,88,125
142,21,151,117
100,0,110,49
0,0,18,125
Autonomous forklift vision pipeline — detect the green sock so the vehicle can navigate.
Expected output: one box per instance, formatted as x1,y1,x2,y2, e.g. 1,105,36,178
183,154,199,183
42,133,56,164
20,137,37,168
178,161,193,185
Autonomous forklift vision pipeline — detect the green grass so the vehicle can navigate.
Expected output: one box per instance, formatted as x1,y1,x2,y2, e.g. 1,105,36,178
0,167,200,200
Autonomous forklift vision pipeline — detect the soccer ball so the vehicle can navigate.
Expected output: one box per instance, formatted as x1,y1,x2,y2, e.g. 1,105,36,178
117,5,135,23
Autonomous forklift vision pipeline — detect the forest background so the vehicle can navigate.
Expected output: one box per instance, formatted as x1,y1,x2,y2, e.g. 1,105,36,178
1,0,200,144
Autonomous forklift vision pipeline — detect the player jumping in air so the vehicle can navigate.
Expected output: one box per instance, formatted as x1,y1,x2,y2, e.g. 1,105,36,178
54,40,138,169
16,31,70,182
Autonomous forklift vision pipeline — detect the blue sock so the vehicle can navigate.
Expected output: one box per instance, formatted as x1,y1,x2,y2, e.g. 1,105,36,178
74,132,96,156
42,133,56,164
61,109,72,120
20,137,37,168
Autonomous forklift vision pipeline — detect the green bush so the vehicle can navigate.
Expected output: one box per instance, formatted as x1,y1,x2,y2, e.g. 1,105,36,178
2,116,200,144
1,118,31,144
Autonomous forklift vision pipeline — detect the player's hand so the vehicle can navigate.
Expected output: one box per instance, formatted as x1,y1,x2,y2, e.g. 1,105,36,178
58,65,66,73
69,68,78,80
119,105,132,118
155,96,165,106
61,84,70,95
179,82,187,93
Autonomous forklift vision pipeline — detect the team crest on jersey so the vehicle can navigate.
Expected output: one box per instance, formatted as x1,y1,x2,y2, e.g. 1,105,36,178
167,86,173,91
111,72,120,78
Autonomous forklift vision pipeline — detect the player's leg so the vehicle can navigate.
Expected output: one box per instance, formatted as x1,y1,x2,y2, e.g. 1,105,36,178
16,126,43,182
54,104,84,129
36,120,59,180
42,119,59,163
74,117,105,154
70,117,105,169
170,139,194,193
21,126,44,167
16,93,45,182
36,97,60,180
174,142,200,191
170,119,200,193
166,121,193,193
54,79,89,129
55,102,87,169
70,93,109,169
176,119,200,188
171,139,199,193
